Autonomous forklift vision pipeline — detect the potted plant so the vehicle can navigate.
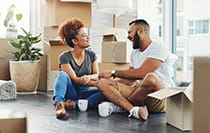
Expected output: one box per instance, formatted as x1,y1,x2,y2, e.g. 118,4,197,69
8,28,43,92
4,4,23,38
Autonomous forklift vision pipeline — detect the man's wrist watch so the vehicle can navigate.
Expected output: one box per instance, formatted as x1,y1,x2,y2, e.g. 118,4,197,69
111,70,116,78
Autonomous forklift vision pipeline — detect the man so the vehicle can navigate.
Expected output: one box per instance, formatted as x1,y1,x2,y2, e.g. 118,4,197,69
97,19,176,120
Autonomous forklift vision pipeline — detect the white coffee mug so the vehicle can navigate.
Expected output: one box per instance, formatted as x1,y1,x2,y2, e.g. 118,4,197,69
98,102,111,117
78,99,88,112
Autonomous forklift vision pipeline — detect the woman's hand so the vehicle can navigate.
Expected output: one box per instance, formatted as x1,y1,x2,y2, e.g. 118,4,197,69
80,75,91,85
88,74,99,81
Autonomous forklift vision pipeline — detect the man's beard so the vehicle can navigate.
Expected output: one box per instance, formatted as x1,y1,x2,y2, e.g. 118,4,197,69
133,32,141,49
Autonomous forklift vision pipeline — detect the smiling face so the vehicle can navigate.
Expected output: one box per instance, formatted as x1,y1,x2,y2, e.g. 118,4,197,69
127,24,141,49
74,28,90,48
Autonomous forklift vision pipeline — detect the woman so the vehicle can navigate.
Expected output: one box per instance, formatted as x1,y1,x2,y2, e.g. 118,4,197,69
53,18,107,118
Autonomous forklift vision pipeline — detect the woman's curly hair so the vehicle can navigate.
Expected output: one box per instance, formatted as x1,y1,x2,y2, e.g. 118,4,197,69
58,18,84,48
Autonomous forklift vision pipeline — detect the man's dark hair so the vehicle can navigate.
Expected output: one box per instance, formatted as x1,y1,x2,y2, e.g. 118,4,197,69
129,19,150,30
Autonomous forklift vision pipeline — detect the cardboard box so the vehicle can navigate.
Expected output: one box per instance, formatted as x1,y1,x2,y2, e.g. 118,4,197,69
148,85,193,131
102,41,132,63
102,27,132,63
0,110,27,133
44,40,71,70
0,38,17,57
47,70,58,92
98,62,130,72
193,57,210,133
43,40,70,91
37,55,48,92
43,26,59,42
103,27,128,42
103,35,117,42
45,0,91,27
0,57,12,80
0,39,18,80
43,27,70,91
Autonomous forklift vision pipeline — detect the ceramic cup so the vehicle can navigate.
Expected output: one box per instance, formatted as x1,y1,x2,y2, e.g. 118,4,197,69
78,99,88,112
98,102,112,117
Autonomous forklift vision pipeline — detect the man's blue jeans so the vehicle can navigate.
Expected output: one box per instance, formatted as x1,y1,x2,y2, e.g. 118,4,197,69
53,71,107,109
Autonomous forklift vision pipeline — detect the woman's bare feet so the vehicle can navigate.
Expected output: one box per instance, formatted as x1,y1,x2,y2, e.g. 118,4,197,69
64,100,75,110
55,102,66,118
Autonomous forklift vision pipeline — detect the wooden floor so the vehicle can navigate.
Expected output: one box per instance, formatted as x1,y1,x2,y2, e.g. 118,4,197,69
0,92,191,133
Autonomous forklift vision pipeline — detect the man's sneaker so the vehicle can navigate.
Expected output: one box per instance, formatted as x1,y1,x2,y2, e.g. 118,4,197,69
128,106,148,120
98,102,124,117
64,100,75,110
55,102,67,118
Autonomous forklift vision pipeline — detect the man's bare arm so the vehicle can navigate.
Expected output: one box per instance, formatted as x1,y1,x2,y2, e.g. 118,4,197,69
114,58,162,80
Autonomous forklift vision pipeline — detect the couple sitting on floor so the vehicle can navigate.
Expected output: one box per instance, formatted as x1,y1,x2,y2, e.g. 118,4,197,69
53,18,176,120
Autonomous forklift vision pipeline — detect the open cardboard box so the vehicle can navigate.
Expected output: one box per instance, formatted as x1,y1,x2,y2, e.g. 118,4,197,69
102,27,132,63
102,27,128,42
148,84,193,131
44,40,71,71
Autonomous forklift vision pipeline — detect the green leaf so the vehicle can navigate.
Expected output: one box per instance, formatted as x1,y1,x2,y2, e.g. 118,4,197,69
17,35,25,39
21,28,32,36
8,4,16,10
8,27,43,61
16,14,23,21
31,47,42,51
8,40,22,49
32,39,41,44
29,33,42,40
4,10,14,27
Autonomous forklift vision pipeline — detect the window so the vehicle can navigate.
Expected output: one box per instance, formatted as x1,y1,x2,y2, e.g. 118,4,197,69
188,21,194,35
176,0,210,84
195,20,209,34
188,19,209,35
137,0,164,41
137,0,210,85
158,25,162,37
0,0,29,37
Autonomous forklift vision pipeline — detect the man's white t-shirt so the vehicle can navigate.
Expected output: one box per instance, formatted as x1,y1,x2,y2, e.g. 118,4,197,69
130,41,175,87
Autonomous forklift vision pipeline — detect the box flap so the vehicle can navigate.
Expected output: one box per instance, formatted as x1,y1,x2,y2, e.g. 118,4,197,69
103,35,117,42
148,87,186,100
184,83,193,102
0,110,26,119
49,40,65,46
103,27,127,42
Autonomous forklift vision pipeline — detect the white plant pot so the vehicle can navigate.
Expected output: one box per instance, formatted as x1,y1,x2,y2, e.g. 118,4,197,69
6,28,18,38
9,60,41,92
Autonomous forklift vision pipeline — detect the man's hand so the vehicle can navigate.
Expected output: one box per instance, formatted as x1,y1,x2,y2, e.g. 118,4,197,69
98,72,112,79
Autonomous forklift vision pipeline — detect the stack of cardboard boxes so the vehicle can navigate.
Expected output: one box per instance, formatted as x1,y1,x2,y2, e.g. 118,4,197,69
41,26,70,92
99,27,131,72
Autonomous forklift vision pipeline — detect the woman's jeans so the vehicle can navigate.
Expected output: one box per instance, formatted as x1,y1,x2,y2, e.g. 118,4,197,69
53,71,107,109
